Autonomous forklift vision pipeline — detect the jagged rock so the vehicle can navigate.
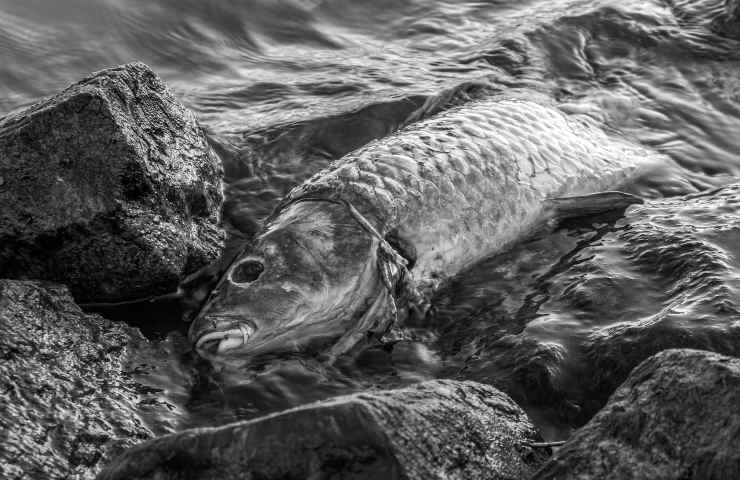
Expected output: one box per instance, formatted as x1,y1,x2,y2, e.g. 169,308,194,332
98,380,548,480
533,349,740,480
0,279,179,480
0,62,224,302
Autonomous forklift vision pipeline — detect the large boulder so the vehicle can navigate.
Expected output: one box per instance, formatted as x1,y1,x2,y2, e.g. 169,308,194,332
0,279,178,480
98,380,549,480
533,349,740,480
0,62,224,302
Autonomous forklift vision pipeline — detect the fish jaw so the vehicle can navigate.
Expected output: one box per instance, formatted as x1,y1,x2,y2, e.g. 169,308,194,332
192,316,256,357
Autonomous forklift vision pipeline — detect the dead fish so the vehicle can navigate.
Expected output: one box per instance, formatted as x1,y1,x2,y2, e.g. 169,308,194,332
189,96,658,362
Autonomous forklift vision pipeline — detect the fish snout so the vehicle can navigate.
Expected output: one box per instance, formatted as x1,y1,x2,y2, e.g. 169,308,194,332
192,315,256,356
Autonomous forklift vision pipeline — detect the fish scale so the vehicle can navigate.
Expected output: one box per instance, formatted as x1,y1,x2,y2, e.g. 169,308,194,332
280,97,658,289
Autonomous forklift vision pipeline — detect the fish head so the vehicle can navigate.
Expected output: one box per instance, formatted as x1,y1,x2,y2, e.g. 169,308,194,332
189,200,386,361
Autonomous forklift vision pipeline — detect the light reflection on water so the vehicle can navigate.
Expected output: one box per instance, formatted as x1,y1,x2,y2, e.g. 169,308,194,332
2,0,740,440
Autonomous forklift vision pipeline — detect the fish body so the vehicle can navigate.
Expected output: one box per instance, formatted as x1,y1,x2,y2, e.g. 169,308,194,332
282,98,655,289
190,97,659,361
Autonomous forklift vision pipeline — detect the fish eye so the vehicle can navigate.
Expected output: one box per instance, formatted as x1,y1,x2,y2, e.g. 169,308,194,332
230,259,265,285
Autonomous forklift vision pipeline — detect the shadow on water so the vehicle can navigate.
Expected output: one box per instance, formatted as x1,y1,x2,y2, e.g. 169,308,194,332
3,0,740,441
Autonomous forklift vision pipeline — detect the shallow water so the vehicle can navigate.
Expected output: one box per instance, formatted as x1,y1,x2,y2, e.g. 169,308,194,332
3,0,740,440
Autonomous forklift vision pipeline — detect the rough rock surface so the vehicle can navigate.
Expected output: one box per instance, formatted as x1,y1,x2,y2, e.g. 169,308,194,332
0,62,224,302
0,279,174,480
533,349,740,480
99,379,548,480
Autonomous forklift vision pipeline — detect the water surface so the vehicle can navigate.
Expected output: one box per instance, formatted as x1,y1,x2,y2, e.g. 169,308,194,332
3,0,740,440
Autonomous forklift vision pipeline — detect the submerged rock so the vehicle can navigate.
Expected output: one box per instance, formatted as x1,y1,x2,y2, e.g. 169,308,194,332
0,62,224,302
0,279,177,480
433,184,740,434
533,349,740,480
573,186,740,416
99,380,548,480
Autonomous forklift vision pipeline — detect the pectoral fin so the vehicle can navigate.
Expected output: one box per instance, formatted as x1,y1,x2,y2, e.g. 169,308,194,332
548,191,643,220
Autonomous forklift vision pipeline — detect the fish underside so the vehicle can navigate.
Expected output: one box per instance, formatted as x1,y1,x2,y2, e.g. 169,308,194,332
189,95,659,363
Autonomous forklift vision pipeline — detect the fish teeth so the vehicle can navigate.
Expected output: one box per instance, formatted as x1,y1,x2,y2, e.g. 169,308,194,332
196,325,254,353
217,335,246,354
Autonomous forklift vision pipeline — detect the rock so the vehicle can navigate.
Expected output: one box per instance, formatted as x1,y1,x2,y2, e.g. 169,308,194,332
532,349,740,480
573,186,740,418
0,279,179,480
0,62,224,303
98,380,549,480
431,184,740,435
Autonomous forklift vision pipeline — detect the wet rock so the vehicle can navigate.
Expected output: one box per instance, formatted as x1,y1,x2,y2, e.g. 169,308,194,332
99,380,548,480
0,62,224,302
573,186,740,417
577,312,740,421
0,279,176,480
533,349,740,480
432,185,740,435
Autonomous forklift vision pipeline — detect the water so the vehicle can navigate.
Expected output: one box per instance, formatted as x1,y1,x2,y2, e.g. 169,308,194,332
3,0,740,441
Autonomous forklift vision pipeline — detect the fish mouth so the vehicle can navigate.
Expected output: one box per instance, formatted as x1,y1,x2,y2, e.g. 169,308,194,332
193,316,256,356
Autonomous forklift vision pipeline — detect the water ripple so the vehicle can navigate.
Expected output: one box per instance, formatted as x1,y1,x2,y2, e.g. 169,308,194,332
3,0,740,442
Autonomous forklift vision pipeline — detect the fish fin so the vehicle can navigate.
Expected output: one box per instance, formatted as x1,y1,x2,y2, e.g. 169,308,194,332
548,191,643,220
